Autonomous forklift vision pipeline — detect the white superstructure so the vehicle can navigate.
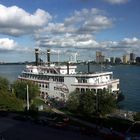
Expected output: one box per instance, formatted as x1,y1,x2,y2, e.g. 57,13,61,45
18,49,120,101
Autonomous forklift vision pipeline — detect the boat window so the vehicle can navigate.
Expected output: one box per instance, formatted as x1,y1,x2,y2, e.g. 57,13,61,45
81,88,85,93
91,89,96,93
77,78,82,83
76,88,80,92
59,77,64,82
117,84,119,89
83,79,87,83
86,88,90,92
77,77,87,83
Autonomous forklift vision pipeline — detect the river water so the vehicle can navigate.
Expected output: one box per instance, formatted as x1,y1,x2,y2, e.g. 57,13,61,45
0,64,140,112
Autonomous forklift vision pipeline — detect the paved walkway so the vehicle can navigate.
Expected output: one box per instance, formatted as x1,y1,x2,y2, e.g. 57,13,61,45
52,108,125,138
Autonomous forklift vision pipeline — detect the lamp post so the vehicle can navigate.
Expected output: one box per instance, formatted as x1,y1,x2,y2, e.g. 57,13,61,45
26,84,30,111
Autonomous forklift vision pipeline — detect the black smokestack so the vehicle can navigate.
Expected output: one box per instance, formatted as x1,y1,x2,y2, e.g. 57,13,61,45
47,49,50,66
67,62,69,74
35,48,39,66
88,61,90,73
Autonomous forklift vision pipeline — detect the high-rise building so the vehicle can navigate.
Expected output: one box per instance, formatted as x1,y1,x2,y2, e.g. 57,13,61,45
130,53,136,63
110,57,115,64
123,54,130,64
96,51,105,63
115,57,122,64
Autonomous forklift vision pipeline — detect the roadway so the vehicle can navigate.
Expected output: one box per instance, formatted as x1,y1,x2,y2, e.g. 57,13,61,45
0,116,102,140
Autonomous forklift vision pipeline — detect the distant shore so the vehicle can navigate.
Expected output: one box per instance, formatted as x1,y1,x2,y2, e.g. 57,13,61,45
0,61,140,66
0,62,33,65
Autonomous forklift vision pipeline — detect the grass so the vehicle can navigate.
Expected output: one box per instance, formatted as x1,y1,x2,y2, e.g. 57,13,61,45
33,98,46,106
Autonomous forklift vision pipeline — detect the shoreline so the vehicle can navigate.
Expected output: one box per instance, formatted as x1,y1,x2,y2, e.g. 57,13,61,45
109,109,137,121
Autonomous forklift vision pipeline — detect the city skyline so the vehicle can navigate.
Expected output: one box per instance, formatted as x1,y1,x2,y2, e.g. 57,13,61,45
0,0,140,62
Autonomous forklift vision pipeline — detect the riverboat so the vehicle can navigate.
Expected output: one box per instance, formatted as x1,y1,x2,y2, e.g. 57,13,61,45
18,49,120,101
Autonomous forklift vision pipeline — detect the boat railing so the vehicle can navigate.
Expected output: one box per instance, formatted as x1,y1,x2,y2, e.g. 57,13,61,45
75,78,119,85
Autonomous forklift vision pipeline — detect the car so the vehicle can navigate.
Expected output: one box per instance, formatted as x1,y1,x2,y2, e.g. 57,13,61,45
54,121,68,128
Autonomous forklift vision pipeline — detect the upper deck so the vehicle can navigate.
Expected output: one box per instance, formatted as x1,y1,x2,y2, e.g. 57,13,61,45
22,64,113,77
24,64,77,75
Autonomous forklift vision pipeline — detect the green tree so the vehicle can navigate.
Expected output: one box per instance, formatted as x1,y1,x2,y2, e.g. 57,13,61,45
97,90,117,116
67,89,117,117
0,76,24,111
13,80,39,101
0,92,23,111
67,90,80,112
0,76,9,93
79,90,96,116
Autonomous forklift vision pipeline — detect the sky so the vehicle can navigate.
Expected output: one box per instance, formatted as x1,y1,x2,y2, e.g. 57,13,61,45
0,0,140,62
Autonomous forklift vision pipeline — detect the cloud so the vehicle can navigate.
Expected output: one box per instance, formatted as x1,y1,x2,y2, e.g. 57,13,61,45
104,0,129,4
0,4,52,36
37,34,140,57
0,38,34,54
78,15,112,34
43,8,113,35
120,37,140,47
45,23,75,34
35,8,113,52
0,38,17,51
37,34,100,49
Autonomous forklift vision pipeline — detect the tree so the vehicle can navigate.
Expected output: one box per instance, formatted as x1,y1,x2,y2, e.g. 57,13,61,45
67,90,80,113
79,90,96,116
67,89,117,117
0,76,9,93
13,80,39,101
97,90,117,116
0,76,24,111
0,93,23,111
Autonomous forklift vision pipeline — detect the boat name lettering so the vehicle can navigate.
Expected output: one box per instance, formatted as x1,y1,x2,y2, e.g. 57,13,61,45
54,84,69,93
